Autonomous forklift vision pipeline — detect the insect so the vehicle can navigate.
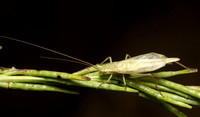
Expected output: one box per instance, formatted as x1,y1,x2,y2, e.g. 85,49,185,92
97,52,185,87
0,36,187,87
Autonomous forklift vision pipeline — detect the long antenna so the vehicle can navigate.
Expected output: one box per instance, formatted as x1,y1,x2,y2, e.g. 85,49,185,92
40,56,93,66
0,36,97,68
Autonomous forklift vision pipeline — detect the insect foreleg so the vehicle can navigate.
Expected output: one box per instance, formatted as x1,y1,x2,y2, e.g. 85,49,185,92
125,54,131,59
98,57,113,88
100,56,112,64
122,54,132,90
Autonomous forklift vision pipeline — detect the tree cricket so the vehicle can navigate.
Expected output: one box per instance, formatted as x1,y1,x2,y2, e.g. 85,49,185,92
97,52,185,87
0,36,188,90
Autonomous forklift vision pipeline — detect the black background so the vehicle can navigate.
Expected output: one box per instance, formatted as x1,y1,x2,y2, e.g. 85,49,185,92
0,0,200,117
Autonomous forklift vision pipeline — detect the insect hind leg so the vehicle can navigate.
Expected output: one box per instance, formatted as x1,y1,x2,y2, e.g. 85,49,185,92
137,73,164,98
151,76,165,98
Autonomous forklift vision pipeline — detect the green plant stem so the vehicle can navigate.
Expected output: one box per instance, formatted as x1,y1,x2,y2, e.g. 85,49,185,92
187,86,200,91
69,80,138,93
138,81,200,106
1,68,90,81
156,100,187,117
140,78,200,100
138,93,187,117
0,67,199,117
161,91,200,106
0,75,138,93
151,69,197,78
0,75,65,84
127,80,192,108
138,81,189,98
0,82,78,94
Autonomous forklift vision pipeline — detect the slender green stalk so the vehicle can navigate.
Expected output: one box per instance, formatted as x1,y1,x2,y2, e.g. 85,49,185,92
187,86,200,91
0,75,65,84
0,66,199,117
151,69,197,78
0,75,138,93
0,82,78,94
138,81,190,98
127,80,192,108
156,100,187,117
138,93,187,117
1,68,90,81
141,78,200,100
161,92,200,106
69,80,138,93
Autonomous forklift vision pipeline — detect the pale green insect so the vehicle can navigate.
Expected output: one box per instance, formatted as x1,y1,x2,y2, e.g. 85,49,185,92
100,53,179,75
98,52,182,86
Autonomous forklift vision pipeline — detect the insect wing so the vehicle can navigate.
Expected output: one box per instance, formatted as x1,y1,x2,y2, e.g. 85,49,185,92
125,52,166,61
115,53,169,73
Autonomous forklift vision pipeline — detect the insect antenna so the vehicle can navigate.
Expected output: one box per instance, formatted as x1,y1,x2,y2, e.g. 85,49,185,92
0,36,99,70
175,62,188,69
40,56,93,67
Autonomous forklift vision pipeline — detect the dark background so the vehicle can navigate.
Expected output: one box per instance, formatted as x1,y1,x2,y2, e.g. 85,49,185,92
0,0,200,117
